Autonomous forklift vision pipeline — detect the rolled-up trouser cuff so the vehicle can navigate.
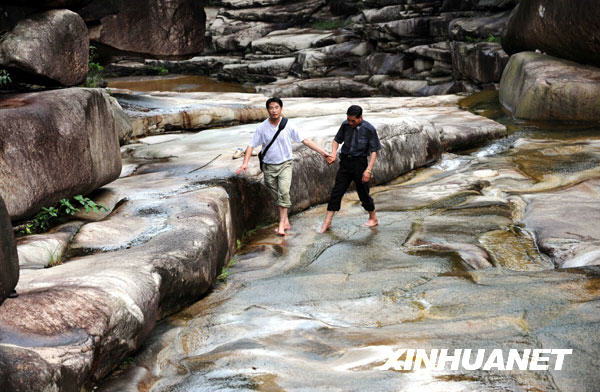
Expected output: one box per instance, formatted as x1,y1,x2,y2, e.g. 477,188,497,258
263,160,293,208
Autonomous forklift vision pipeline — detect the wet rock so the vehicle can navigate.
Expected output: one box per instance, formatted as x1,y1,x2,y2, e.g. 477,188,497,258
450,41,509,83
502,0,600,67
0,88,122,221
523,179,600,268
499,52,600,122
16,221,83,269
0,195,18,304
81,0,206,58
448,10,510,41
0,9,88,86
0,186,234,391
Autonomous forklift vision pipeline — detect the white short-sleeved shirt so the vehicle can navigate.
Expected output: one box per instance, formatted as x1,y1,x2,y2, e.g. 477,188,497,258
250,118,303,164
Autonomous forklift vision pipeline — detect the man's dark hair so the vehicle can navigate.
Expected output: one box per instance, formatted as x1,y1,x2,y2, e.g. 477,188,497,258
266,97,283,108
346,105,362,118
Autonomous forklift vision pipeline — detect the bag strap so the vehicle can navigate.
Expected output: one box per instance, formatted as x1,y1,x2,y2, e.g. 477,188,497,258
261,117,288,158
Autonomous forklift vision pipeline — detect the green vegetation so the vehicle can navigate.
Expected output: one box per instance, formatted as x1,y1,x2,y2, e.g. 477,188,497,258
486,34,499,43
465,34,500,44
119,357,135,370
311,19,347,30
85,45,105,88
152,65,169,75
17,195,108,235
217,255,239,281
0,69,11,88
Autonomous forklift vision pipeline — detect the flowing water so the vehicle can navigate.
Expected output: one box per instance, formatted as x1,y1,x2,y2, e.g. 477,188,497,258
100,92,600,392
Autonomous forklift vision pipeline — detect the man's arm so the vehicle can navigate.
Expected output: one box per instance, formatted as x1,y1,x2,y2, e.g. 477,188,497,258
236,146,253,175
302,138,329,158
326,140,339,165
362,151,377,183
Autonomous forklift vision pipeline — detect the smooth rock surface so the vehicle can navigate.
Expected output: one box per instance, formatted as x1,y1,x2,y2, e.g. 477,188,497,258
0,88,123,221
499,52,600,122
502,0,600,67
450,41,509,83
0,9,88,86
82,0,206,58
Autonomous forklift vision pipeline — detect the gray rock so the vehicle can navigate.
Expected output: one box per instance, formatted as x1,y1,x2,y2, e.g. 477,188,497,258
0,88,122,221
405,43,452,62
361,5,412,23
264,77,378,97
450,41,509,83
210,17,274,53
83,0,206,58
379,78,463,96
0,9,88,86
0,195,18,304
294,41,370,77
251,28,337,55
361,52,406,76
16,221,83,269
503,0,600,67
499,52,600,122
448,10,510,41
223,0,326,24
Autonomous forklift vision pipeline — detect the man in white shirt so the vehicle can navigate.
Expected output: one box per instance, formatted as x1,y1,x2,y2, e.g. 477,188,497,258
237,97,330,236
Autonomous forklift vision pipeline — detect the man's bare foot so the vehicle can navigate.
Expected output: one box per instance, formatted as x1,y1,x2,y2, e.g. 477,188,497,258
318,222,331,233
363,218,378,227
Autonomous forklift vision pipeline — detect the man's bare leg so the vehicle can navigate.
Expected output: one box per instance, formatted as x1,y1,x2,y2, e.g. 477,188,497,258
319,211,335,233
364,210,378,227
275,206,288,235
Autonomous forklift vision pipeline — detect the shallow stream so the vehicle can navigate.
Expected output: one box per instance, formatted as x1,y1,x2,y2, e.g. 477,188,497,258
100,91,600,392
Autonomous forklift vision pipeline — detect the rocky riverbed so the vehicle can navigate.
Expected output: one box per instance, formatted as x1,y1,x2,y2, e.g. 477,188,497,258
101,107,600,392
0,92,513,391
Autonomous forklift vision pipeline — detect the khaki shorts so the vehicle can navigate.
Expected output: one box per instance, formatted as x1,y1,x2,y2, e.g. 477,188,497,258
263,160,293,208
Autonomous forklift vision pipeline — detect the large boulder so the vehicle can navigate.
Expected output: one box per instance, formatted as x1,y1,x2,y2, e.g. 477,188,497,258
80,0,206,58
450,42,509,83
0,195,18,304
0,9,88,86
502,0,600,67
0,88,123,221
499,52,600,122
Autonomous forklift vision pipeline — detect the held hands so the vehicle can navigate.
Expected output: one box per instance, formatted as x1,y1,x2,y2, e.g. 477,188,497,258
322,151,336,165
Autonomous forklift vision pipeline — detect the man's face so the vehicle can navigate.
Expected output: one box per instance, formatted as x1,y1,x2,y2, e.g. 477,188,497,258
268,102,282,119
347,115,362,128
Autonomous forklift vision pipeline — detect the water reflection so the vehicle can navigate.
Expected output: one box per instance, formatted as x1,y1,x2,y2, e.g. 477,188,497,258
106,74,255,93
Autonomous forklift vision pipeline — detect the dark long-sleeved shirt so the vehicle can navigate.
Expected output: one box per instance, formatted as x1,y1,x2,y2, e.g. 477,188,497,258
334,119,381,157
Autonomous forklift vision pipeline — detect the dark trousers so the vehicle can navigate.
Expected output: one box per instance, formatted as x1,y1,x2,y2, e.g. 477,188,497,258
327,154,375,212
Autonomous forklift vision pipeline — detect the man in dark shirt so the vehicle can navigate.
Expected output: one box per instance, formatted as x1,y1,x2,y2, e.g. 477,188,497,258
319,105,381,233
